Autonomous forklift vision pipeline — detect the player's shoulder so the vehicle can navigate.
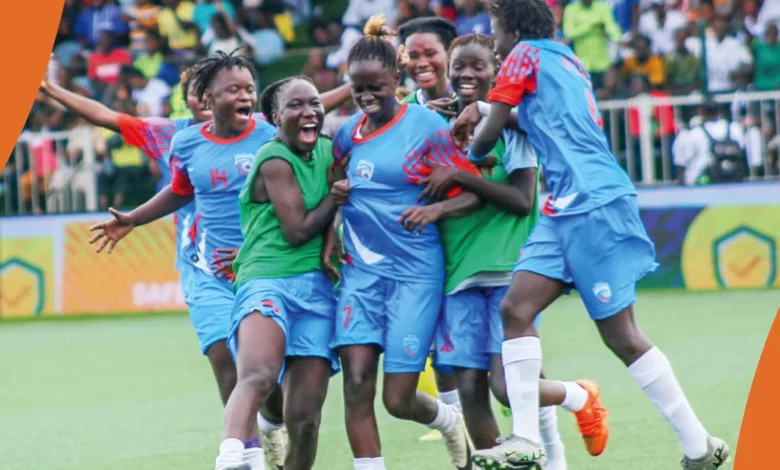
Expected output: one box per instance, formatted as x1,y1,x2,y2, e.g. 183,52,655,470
171,122,207,146
336,111,364,139
172,117,195,133
404,103,449,132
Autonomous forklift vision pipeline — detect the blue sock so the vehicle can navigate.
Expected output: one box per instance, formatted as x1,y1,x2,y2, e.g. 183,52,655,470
244,437,261,449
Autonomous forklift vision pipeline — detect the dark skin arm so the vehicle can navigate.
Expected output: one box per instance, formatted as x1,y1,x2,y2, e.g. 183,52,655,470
320,83,352,114
469,102,514,160
255,158,348,246
452,168,537,217
88,187,193,253
40,81,121,132
399,192,481,234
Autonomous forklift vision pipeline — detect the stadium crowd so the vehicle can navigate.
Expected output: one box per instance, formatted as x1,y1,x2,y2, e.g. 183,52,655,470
5,0,780,215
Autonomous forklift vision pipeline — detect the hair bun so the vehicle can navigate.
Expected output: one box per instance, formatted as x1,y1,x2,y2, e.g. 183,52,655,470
364,14,396,38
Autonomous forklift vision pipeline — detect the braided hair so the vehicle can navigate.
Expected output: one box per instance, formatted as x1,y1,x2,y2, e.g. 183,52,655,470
347,15,407,72
489,0,555,41
192,48,257,101
448,33,497,67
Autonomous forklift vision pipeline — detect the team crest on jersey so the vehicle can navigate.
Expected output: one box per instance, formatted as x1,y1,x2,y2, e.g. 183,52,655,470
592,282,612,303
356,159,374,180
403,335,420,357
235,153,256,176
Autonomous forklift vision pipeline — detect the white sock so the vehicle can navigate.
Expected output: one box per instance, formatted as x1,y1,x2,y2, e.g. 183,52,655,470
628,347,709,459
257,412,283,434
539,406,566,470
243,447,266,470
502,337,542,444
426,401,458,433
438,390,462,413
560,381,589,413
216,438,245,469
354,457,386,470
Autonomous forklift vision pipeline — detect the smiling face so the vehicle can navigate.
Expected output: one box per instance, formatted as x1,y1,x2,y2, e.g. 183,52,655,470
348,59,399,124
204,66,257,134
449,42,496,106
404,32,449,93
274,79,324,154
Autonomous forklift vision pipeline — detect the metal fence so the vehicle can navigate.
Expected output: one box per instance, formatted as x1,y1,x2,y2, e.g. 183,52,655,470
1,129,98,216
3,90,779,216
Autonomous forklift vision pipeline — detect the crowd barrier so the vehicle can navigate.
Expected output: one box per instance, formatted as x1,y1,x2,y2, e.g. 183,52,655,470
1,182,778,318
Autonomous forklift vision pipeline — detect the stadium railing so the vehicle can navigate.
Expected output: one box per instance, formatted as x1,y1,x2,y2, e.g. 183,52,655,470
599,89,780,185
3,90,779,216
2,129,98,216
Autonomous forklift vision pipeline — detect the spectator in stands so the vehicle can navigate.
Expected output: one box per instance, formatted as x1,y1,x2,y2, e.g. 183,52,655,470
673,101,746,185
124,0,161,57
133,30,179,86
54,13,83,68
454,0,491,35
87,29,133,91
665,27,701,95
752,23,780,92
193,0,238,34
611,0,642,39
119,66,172,118
563,0,623,89
248,10,286,66
621,34,666,88
687,14,753,93
74,0,128,48
638,0,688,55
158,0,200,54
201,8,254,57
342,0,398,29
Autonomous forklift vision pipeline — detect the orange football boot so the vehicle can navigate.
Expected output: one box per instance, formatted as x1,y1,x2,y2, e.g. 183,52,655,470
573,379,609,457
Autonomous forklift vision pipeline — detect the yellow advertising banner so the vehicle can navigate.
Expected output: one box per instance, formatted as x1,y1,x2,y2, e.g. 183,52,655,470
0,236,55,317
61,219,184,314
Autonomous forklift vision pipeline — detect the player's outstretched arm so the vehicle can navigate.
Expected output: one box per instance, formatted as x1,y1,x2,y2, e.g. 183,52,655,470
321,83,353,114
260,159,348,246
469,102,513,160
88,187,193,254
40,79,121,132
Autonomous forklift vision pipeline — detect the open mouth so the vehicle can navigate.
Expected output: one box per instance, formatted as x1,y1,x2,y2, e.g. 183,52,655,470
299,122,319,144
235,105,252,120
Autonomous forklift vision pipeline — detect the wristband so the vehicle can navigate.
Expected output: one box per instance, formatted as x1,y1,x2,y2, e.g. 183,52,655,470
468,148,488,163
477,101,490,117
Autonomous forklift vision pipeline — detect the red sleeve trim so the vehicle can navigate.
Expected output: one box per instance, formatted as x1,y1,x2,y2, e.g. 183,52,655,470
117,113,150,153
171,165,194,196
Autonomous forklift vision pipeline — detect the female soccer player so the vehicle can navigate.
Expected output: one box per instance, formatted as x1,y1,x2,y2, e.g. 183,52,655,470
87,50,281,470
215,75,349,470
400,32,610,470
463,1,729,469
42,59,290,468
328,15,480,470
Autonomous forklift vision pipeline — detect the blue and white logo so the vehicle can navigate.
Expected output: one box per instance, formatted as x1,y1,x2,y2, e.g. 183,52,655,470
592,282,612,303
356,159,374,180
235,153,255,176
403,335,420,358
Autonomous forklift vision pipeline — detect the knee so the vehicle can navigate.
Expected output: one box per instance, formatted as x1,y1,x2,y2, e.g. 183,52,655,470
285,407,321,441
344,370,376,409
382,389,414,420
500,298,535,327
239,366,278,401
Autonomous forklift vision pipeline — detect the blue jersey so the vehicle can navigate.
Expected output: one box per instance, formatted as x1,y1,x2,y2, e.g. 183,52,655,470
170,117,276,278
118,114,196,268
333,104,478,283
487,39,635,216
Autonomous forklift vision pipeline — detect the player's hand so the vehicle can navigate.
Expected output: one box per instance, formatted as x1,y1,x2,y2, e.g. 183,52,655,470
329,151,350,184
322,225,344,282
330,179,351,204
212,248,238,279
398,204,444,235
452,103,483,147
425,97,458,117
39,54,54,95
418,164,459,203
88,208,135,254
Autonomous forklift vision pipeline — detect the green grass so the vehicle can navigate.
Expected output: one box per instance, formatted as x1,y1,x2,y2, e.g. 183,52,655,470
0,289,776,469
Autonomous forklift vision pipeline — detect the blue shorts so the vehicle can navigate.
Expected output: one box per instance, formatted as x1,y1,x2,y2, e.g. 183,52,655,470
333,264,443,374
514,195,658,320
230,271,340,376
435,286,542,371
177,259,199,306
187,268,234,355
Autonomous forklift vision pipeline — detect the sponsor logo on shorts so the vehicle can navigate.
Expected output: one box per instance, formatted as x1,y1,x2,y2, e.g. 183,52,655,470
356,160,374,180
235,153,256,176
592,282,612,303
261,299,281,315
403,335,420,358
